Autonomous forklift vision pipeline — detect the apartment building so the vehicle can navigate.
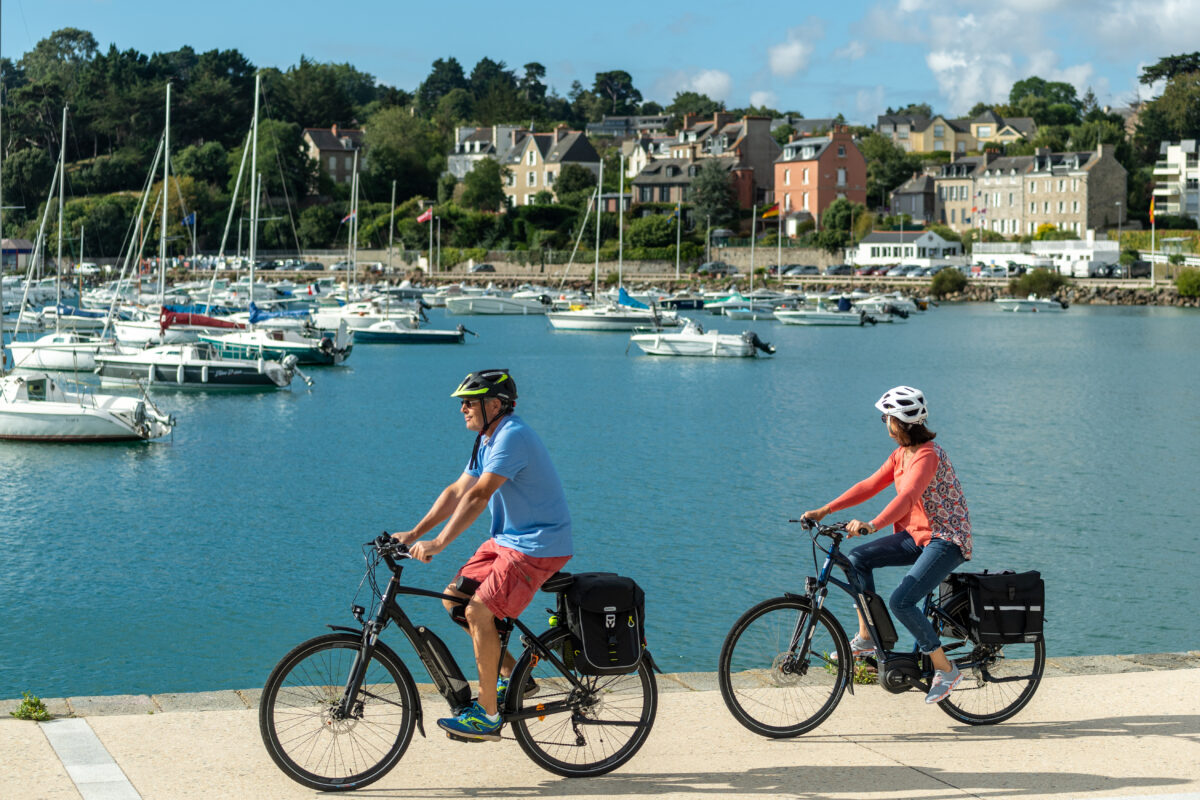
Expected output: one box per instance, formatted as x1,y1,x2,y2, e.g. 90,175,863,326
774,126,867,223
1153,140,1199,226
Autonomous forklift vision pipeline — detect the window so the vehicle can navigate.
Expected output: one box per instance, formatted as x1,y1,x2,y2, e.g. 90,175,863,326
1008,192,1014,206
328,156,336,170
527,171,536,186
977,125,992,138
784,168,790,186
898,127,908,139
934,140,944,151
1058,201,1064,213
934,124,945,137
1043,201,1049,213
837,168,846,187
1029,182,1036,193
640,187,652,202
802,168,809,184
659,186,670,202
527,150,535,165
344,156,352,169
1057,179,1065,192
951,209,956,223
546,171,555,185
957,141,966,153
802,192,809,210
784,193,791,210
507,173,516,186
1072,200,1079,213
837,145,846,156
1030,201,1036,213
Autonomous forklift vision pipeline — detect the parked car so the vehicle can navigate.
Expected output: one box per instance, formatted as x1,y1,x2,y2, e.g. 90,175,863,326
783,264,820,276
697,261,736,275
885,265,909,277
824,264,853,275
1129,260,1151,278
329,261,351,271
468,263,496,273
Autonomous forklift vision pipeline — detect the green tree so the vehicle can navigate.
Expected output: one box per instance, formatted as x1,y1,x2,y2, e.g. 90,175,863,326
1176,267,1200,297
1153,72,1200,142
593,71,642,115
555,163,597,195
174,141,229,186
858,132,922,208
416,57,468,115
886,102,933,118
821,197,867,233
627,214,675,247
1009,76,1082,112
1010,267,1067,295
461,158,507,211
690,158,738,228
772,124,795,146
297,205,338,248
1140,52,1200,85
666,90,722,118
226,118,315,202
437,172,458,205
518,62,548,107
363,105,447,201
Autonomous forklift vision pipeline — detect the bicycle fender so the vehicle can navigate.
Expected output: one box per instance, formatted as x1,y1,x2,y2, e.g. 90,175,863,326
325,625,363,635
641,648,663,675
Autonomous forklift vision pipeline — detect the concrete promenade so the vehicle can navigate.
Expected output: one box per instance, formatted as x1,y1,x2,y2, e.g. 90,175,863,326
2,653,1198,800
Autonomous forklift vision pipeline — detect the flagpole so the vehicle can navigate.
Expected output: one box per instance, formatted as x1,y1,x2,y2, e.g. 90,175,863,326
674,200,681,282
593,157,602,302
1151,197,1156,288
388,179,396,277
428,207,434,274
750,202,757,294
776,206,782,280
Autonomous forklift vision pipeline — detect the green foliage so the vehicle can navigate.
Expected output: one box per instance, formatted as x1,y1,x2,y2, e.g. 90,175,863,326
533,190,554,205
226,118,315,202
822,655,877,685
1168,253,1185,265
858,133,923,208
691,159,738,228
363,106,447,201
605,270,620,286
1033,223,1079,241
174,142,229,187
821,197,867,234
931,267,967,297
928,224,961,242
461,158,507,212
1010,267,1067,296
627,214,675,248
593,71,642,115
1140,52,1200,85
1176,267,1200,296
555,163,596,196
10,692,51,721
297,205,338,249
437,173,458,205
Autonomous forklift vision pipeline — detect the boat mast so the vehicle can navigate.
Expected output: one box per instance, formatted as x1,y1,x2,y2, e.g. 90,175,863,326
593,158,602,302
349,150,358,296
159,83,170,307
0,5,6,376
617,151,624,290
249,72,260,304
55,105,66,329
387,179,396,276
750,202,756,297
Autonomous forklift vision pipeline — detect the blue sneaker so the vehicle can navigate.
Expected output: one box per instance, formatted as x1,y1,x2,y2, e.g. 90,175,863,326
437,701,502,741
496,676,538,707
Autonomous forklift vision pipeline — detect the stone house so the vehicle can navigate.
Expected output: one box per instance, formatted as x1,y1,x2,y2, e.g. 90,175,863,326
972,155,1034,237
933,154,992,231
890,172,938,225
876,111,1035,154
1021,144,1126,236
303,124,365,185
586,115,671,138
501,126,601,207
774,126,867,224
446,125,525,181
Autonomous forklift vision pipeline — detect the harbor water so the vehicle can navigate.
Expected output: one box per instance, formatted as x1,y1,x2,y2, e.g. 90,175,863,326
1,301,1198,699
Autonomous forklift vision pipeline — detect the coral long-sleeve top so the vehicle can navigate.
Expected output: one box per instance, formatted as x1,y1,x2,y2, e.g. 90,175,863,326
828,441,972,559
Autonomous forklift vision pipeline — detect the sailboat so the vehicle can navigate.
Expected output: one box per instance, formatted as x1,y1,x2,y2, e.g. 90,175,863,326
547,155,680,332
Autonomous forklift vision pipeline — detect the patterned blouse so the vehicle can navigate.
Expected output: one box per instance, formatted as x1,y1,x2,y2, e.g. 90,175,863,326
828,441,973,560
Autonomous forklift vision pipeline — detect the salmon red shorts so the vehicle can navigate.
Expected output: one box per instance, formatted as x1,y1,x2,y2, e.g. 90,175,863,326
456,539,571,621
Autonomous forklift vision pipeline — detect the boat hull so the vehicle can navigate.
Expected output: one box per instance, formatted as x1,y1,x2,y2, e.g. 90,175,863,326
445,296,547,315
197,336,350,365
94,360,286,390
775,310,867,326
352,328,464,344
630,333,756,357
547,310,680,331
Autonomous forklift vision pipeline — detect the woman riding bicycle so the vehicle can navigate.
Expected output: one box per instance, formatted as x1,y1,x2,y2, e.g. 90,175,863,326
803,385,972,704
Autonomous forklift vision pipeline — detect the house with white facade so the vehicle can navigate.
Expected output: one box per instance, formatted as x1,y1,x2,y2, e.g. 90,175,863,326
850,230,962,266
1153,140,1199,226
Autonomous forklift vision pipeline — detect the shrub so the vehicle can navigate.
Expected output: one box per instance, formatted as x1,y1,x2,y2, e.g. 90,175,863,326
1176,268,1200,297
10,692,51,721
930,268,967,297
1009,267,1067,296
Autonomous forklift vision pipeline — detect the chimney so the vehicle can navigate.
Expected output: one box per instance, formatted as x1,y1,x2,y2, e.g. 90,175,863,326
331,123,338,137
714,111,735,130
683,113,697,131
555,123,569,143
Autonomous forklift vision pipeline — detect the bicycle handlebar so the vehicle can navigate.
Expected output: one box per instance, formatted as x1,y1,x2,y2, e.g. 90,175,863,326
367,533,412,569
790,517,849,541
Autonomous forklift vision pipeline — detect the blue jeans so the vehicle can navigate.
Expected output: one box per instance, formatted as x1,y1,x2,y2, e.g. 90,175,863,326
844,531,965,654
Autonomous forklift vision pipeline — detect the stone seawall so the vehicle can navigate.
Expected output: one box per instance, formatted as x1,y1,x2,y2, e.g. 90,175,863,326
940,283,1199,308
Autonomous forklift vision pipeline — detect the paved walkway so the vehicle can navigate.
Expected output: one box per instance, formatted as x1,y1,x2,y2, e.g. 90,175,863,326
2,655,1199,800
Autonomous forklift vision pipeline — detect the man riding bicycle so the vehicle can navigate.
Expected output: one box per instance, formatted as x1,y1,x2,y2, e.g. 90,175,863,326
391,369,573,741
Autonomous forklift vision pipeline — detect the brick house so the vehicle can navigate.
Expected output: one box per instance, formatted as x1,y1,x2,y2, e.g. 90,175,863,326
501,126,601,207
774,126,867,225
303,124,365,185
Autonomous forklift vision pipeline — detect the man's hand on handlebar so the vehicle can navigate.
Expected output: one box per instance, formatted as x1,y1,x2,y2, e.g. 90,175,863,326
408,540,444,563
390,529,421,545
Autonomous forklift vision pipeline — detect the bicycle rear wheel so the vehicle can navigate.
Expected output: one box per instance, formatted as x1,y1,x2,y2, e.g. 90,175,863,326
259,633,418,791
508,628,657,778
718,596,851,738
932,595,1045,724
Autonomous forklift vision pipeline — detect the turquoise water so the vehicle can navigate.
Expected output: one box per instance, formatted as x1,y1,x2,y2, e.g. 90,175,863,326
1,302,1198,699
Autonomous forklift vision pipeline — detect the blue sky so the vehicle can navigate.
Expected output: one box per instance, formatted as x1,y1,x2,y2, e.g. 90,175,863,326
5,0,1198,122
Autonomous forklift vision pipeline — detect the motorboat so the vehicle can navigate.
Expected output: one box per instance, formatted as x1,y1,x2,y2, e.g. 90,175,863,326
199,321,353,365
659,291,706,310
114,307,244,345
445,292,550,315
8,331,122,371
630,319,775,358
0,371,174,441
350,319,469,344
95,342,310,390
995,294,1068,312
775,299,876,327
854,292,922,316
547,288,681,332
725,306,777,321
39,305,111,331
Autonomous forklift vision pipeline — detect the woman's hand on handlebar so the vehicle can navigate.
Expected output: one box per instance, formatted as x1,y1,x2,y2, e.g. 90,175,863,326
846,519,875,538
802,506,831,523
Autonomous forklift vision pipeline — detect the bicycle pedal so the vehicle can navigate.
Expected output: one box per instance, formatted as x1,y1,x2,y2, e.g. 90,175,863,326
445,731,488,744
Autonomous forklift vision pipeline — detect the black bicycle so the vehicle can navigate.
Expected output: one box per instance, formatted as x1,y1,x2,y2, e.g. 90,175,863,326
259,535,658,791
718,519,1044,737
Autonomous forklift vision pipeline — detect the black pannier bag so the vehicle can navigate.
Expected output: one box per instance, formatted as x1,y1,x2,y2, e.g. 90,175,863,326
563,572,645,675
964,570,1044,644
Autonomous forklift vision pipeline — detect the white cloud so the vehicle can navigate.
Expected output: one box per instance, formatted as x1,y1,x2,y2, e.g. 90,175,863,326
768,28,815,77
689,69,733,102
835,40,867,61
925,49,1017,113
855,86,887,119
750,90,777,108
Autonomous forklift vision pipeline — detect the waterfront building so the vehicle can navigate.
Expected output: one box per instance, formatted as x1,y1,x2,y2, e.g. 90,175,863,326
302,124,365,185
850,230,962,267
775,126,867,226
890,172,938,226
500,126,601,207
1152,140,1199,226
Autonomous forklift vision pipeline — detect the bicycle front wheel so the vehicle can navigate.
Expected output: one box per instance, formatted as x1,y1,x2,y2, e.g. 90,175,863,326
718,596,851,737
933,595,1045,725
259,633,418,792
508,627,657,778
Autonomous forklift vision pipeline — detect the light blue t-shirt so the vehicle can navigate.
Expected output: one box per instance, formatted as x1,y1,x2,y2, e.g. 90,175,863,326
466,414,573,558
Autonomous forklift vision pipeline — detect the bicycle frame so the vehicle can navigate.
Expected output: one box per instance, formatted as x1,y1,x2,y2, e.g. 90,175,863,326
333,548,591,727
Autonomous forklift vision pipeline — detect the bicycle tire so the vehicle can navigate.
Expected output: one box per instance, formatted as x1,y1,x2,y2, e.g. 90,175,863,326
508,627,657,777
932,594,1044,725
259,633,418,792
718,596,851,738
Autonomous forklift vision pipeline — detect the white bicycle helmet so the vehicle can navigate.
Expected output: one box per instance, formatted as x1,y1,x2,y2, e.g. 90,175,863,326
875,385,928,424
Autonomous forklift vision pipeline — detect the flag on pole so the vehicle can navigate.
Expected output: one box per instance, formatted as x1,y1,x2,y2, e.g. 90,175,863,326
417,208,434,223
761,202,780,219
181,212,196,226
1149,196,1155,225
340,210,357,224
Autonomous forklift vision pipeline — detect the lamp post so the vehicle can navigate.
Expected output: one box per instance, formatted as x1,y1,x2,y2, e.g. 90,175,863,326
1115,201,1123,276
